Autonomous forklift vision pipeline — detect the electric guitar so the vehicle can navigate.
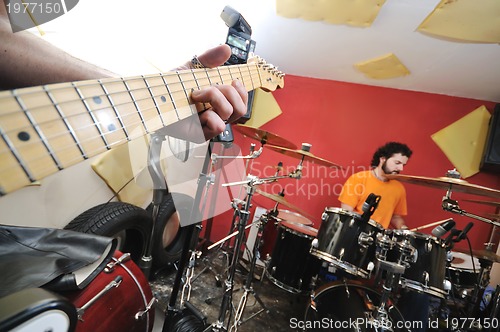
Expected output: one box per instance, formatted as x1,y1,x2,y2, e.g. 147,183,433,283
0,57,284,196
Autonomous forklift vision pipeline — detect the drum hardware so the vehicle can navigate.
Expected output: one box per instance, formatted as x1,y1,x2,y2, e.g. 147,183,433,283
211,175,272,332
359,232,375,250
62,250,155,332
386,171,500,228
76,276,122,321
376,231,396,262
195,143,266,289
161,131,214,331
230,213,271,332
394,233,417,267
374,259,407,332
104,252,131,273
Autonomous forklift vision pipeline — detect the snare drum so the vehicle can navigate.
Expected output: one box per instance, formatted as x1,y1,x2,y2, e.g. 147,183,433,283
391,230,449,299
310,207,384,279
266,221,321,294
447,251,480,288
61,251,155,332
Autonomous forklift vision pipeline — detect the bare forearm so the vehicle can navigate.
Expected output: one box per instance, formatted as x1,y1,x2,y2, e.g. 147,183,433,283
0,14,115,89
391,215,407,229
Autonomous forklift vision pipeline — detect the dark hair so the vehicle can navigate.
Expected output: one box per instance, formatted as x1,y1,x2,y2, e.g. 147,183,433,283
370,142,413,167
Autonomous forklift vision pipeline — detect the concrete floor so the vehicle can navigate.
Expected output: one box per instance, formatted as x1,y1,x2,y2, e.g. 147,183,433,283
149,250,310,332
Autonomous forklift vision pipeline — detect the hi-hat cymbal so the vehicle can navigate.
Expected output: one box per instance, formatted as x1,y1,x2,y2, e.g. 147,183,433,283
385,174,500,199
233,125,297,149
265,144,343,168
255,188,313,219
455,247,500,263
464,199,500,208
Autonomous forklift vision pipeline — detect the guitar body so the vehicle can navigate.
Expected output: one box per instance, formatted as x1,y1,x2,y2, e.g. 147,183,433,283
0,157,115,229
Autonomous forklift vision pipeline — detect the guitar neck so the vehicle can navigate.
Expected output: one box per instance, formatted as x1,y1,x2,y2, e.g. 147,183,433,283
0,60,284,195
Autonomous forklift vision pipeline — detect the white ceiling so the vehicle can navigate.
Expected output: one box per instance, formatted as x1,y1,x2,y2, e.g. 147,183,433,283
38,0,500,103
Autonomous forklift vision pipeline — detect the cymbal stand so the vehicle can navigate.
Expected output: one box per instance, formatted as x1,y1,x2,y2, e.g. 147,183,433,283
210,178,258,332
193,144,263,285
230,213,270,332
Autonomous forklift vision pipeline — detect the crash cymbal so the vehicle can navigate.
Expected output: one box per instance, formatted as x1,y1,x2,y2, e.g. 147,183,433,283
464,199,500,208
385,174,500,199
255,188,312,219
234,125,297,149
265,144,343,169
455,247,500,263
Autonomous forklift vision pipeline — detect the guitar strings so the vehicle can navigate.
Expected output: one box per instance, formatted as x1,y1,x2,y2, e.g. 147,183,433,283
0,69,260,153
0,64,262,119
0,65,281,191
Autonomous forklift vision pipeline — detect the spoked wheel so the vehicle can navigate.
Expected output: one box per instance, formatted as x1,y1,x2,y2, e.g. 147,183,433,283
64,202,152,263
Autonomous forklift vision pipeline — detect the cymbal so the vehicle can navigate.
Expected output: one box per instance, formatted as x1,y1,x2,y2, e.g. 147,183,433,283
464,199,500,208
385,174,500,199
265,144,343,169
455,247,500,263
255,188,313,219
233,125,297,149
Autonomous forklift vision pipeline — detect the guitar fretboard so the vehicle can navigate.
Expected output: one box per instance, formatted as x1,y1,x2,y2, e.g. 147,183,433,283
0,60,284,195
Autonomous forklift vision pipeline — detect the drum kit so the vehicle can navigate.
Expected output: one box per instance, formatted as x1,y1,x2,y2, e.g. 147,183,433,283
184,124,500,331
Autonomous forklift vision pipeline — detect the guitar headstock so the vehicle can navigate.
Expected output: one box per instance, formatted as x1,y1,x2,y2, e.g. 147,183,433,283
248,56,285,92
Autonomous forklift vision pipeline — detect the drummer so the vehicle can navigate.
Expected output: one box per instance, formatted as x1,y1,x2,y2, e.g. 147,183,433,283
338,141,412,230
338,141,430,332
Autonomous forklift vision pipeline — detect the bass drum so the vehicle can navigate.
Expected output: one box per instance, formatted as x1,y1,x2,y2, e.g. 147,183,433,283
61,251,154,332
304,281,409,332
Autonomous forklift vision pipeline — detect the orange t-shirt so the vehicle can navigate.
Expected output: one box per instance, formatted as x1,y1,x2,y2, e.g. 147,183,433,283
338,170,407,228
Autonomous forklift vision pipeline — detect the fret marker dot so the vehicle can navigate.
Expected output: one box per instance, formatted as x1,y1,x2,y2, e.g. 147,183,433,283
161,96,167,103
18,131,30,141
107,124,116,132
93,96,102,104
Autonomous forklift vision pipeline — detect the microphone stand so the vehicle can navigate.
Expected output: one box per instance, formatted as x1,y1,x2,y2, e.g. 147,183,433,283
442,191,500,227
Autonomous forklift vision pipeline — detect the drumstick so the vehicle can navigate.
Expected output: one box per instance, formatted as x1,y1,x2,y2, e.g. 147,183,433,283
207,222,257,250
410,218,451,232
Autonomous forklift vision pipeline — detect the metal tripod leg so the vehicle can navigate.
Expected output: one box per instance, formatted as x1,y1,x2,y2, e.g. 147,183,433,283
229,214,271,332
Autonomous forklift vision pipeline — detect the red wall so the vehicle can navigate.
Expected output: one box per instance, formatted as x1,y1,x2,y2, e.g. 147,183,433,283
203,75,499,253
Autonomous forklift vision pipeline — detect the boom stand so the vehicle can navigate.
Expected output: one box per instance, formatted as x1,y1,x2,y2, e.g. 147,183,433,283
230,213,270,332
161,133,213,331
194,144,262,286
211,180,257,332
